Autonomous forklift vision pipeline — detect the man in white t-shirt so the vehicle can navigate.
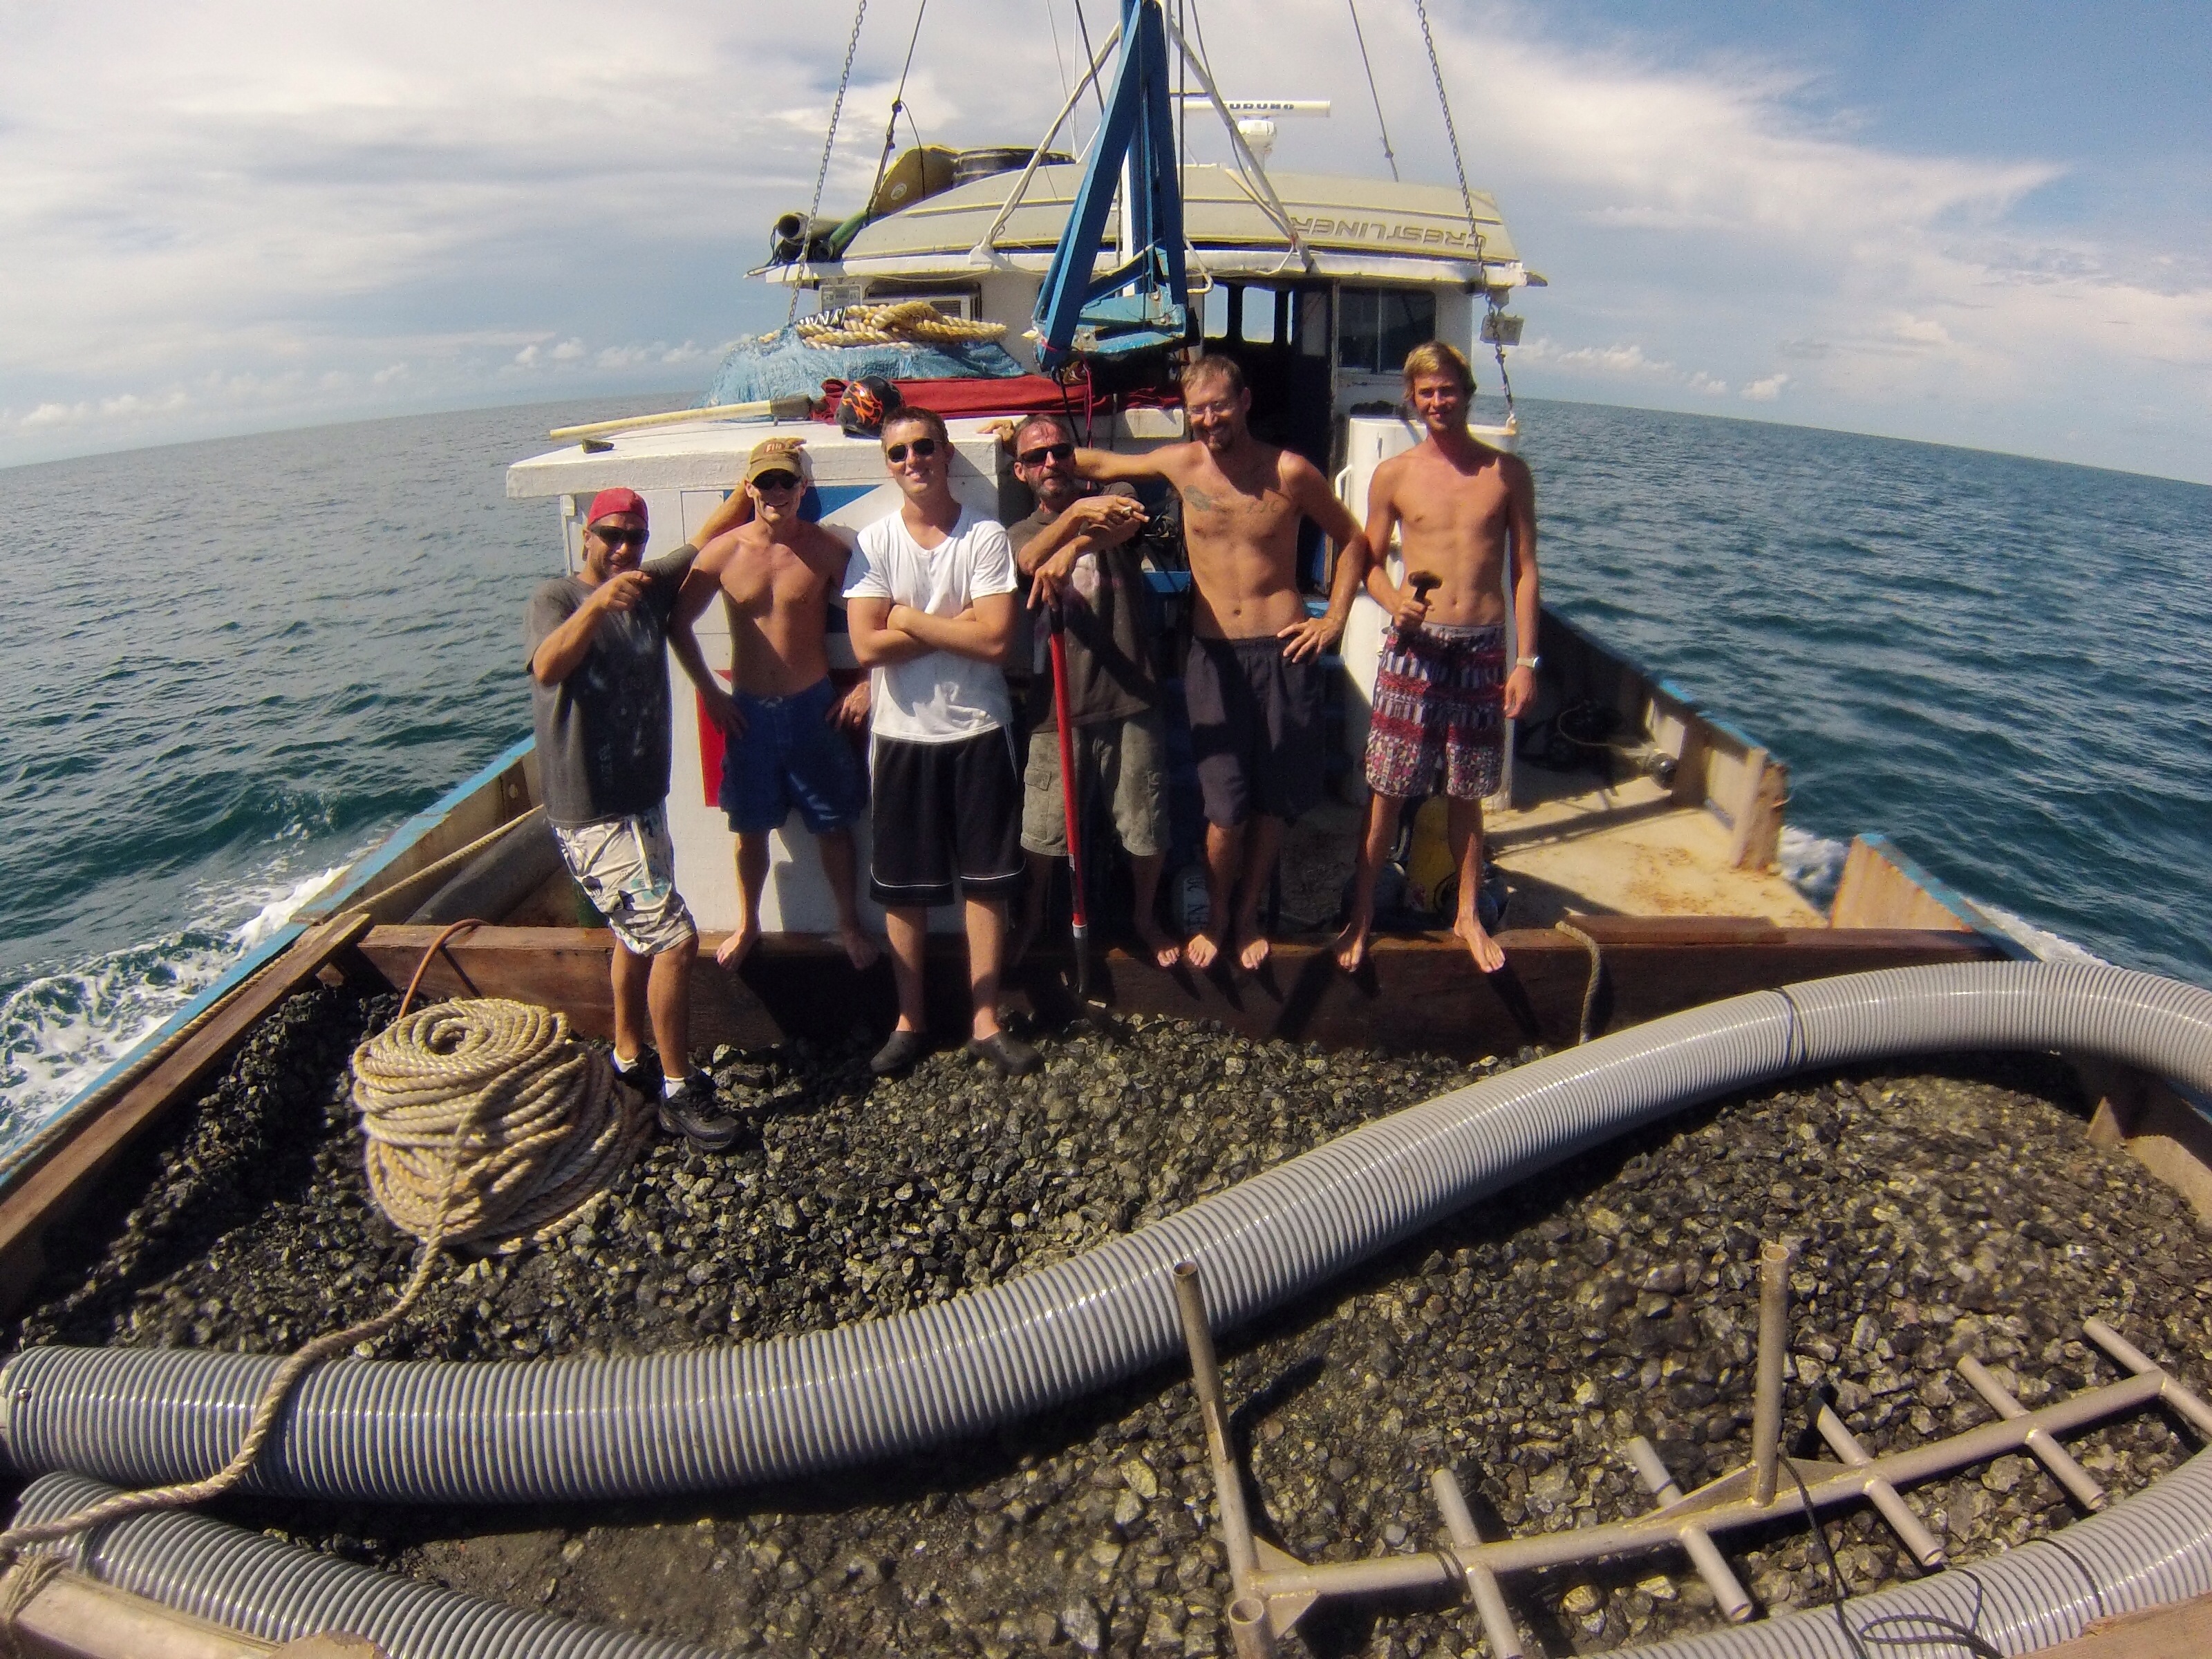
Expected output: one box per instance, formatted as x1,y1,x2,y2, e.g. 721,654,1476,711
845,406,1040,1078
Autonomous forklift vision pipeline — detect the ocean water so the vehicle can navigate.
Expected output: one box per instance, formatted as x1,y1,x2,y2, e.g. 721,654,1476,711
1,395,2206,1145
0,393,675,1143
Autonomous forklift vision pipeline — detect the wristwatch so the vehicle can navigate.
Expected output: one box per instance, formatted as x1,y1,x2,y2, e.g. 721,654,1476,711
1515,654,1541,671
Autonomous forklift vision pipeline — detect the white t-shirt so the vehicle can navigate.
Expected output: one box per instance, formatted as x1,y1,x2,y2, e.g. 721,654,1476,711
844,507,1018,744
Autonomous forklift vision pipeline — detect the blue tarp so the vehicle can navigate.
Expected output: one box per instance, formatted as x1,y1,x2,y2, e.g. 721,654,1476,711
700,326,1028,409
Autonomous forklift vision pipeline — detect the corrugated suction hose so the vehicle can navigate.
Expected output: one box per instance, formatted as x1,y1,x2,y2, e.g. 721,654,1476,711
8,1472,723,1659
1,962,2209,1659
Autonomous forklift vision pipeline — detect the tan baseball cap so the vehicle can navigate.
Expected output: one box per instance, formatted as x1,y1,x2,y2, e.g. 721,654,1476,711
744,439,811,486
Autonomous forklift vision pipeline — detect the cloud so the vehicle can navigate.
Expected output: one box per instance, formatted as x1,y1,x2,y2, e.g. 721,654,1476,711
1,1,2206,479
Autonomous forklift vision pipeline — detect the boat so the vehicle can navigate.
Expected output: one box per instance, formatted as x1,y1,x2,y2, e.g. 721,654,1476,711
3,4,2209,1654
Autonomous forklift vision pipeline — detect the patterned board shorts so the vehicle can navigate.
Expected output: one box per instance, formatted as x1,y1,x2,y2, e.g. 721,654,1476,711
552,804,698,957
1365,621,1507,802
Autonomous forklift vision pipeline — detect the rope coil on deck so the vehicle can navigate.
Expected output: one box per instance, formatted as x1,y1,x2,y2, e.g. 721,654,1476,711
0,942,648,1574
352,999,645,1250
795,299,1007,348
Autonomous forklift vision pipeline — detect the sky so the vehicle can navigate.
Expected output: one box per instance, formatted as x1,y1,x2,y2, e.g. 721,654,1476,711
3,1,2209,482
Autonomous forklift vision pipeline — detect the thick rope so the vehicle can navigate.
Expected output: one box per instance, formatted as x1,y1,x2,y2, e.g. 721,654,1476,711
0,986,646,1568
795,299,1008,348
0,1551,61,1656
1556,919,1604,1044
353,1000,646,1250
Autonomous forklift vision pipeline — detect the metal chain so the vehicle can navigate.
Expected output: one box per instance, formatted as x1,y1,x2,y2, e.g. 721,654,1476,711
1413,0,1515,411
789,0,871,325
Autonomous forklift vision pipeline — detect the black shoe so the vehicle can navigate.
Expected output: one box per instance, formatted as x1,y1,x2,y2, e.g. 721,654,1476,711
612,1047,664,1096
966,1031,1041,1078
869,1029,926,1077
657,1073,738,1152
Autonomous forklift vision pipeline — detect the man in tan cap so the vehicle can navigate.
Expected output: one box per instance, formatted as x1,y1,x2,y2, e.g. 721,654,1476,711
671,439,877,975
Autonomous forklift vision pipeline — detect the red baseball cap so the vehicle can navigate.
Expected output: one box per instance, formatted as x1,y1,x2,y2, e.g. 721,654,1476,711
585,487,647,528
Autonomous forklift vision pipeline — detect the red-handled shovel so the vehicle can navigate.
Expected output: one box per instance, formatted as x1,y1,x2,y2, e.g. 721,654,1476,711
1045,596,1091,1001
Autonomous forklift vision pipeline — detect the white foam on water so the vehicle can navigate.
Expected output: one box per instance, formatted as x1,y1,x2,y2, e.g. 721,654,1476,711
0,859,351,1147
1779,825,1849,908
1970,900,2108,966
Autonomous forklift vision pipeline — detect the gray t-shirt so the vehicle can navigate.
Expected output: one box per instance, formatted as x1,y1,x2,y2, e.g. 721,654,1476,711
523,546,695,827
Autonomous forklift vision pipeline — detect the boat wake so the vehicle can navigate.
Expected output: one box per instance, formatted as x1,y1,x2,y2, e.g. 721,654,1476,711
0,863,346,1153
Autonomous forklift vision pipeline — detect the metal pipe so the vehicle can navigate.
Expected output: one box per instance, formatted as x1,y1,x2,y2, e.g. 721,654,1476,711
1626,1435,1686,1506
1430,1470,1524,1659
1462,1370,2168,1575
1751,1241,1795,1507
1172,1262,1272,1658
2086,1317,2212,1439
1679,1527,1754,1624
1253,1555,1456,1599
1814,1405,1945,1567
1957,1356,2107,1510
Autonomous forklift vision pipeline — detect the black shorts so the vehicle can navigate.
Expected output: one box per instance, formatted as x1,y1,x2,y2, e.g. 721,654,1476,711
868,730,1024,908
1183,635,1324,827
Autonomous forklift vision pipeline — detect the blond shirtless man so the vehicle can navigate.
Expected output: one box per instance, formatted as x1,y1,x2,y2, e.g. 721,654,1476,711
670,440,879,974
1336,341,1539,975
1076,354,1369,972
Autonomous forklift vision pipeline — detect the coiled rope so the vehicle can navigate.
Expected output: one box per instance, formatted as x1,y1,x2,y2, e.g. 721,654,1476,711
796,299,1008,348
0,929,647,1586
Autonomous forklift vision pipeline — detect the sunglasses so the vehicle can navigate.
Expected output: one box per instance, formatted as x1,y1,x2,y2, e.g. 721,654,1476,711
883,437,940,464
589,525,646,549
751,471,801,493
1017,442,1075,466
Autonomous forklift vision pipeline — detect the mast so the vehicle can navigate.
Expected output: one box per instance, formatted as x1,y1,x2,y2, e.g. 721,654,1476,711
1031,0,1190,370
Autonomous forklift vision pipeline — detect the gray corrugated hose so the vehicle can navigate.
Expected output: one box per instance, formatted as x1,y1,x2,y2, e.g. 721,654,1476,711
10,1472,724,1658
3,962,2209,1658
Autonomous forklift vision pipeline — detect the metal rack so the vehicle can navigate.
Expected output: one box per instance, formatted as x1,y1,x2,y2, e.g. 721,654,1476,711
1166,1252,2212,1658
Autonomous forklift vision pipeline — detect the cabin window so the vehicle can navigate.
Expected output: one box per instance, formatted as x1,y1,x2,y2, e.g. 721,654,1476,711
1297,290,1330,359
1337,288,1436,375
1202,283,1232,341
1237,285,1280,345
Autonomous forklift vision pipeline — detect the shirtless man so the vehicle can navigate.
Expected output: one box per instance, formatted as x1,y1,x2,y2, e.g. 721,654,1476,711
1335,341,1539,975
670,439,878,973
1075,354,1369,971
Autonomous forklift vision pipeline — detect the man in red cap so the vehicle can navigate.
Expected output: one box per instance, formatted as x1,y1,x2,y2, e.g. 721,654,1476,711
526,485,750,1150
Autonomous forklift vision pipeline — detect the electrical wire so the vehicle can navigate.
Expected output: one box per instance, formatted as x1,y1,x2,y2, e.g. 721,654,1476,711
863,0,931,216
1346,0,1399,181
1071,0,1108,118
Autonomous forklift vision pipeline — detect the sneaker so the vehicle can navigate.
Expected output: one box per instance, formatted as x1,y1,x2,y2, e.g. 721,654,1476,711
611,1047,663,1096
965,1031,1041,1078
657,1073,738,1152
869,1028,926,1078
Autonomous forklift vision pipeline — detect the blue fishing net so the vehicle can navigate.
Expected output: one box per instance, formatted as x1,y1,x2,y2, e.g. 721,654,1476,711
700,326,1029,407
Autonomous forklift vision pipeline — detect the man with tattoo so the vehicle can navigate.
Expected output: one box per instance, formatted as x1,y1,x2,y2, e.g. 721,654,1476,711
1075,355,1370,971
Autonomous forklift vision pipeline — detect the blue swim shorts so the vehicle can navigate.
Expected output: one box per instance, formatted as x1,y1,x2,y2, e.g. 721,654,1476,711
718,677,869,836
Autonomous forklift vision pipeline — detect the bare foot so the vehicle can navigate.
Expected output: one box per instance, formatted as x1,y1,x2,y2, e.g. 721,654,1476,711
1454,914,1506,973
1333,916,1371,973
715,924,760,970
1237,931,1272,972
1185,929,1222,971
1134,918,1181,969
836,926,881,971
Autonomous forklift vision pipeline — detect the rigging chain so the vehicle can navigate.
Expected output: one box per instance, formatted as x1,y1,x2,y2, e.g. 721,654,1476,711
1413,0,1515,413
790,0,872,325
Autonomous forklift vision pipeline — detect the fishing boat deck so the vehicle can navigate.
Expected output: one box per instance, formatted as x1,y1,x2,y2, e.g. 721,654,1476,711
1490,768,1824,926
1276,767,1822,937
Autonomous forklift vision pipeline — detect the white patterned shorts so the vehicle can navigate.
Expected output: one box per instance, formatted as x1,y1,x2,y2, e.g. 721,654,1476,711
552,805,697,957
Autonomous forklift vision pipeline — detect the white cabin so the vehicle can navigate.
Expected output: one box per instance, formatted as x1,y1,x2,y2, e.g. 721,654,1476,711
507,153,1539,936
